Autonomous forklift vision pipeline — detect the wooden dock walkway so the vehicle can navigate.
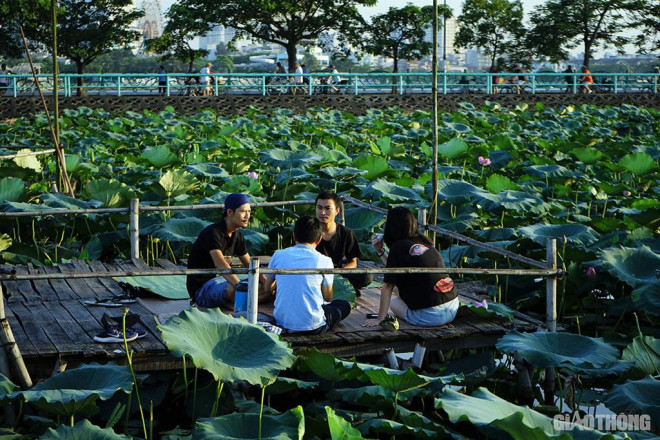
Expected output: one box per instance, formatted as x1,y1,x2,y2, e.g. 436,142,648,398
0,259,542,379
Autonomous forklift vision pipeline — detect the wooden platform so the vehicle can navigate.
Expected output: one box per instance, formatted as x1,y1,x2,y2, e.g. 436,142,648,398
0,259,542,379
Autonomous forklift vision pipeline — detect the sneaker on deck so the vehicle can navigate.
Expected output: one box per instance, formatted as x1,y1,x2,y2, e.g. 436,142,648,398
101,313,146,339
93,326,139,343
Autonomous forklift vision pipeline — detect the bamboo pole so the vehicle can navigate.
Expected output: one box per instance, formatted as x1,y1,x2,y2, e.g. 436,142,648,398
0,149,57,160
430,0,439,245
129,198,140,259
546,238,557,332
246,258,260,324
0,284,33,389
417,209,427,236
51,0,60,181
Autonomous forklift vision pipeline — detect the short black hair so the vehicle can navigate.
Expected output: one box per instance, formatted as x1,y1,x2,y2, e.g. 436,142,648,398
315,191,341,209
294,216,322,244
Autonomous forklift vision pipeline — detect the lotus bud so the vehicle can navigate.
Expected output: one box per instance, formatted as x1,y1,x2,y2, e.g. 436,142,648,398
411,121,421,129
589,186,597,196
586,267,596,279
623,190,631,197
478,156,491,166
246,171,259,179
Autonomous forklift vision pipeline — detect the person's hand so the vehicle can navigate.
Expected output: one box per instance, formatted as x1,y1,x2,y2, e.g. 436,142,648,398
363,318,381,327
226,281,236,299
371,233,384,254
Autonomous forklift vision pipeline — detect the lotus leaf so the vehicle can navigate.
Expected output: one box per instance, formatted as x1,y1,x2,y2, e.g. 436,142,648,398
158,307,296,385
0,177,25,202
345,208,384,231
10,363,134,417
599,246,660,288
496,331,619,369
604,376,660,423
518,223,600,246
141,146,178,167
437,387,615,440
438,138,468,159
570,148,604,164
361,367,429,394
361,179,423,204
184,163,230,179
158,169,199,198
622,336,660,376
352,155,390,180
12,149,42,172
242,229,270,255
437,180,483,203
0,234,12,253
488,190,549,214
41,193,94,210
298,348,361,383
619,152,659,176
114,275,188,300
153,217,210,243
631,283,660,317
486,174,521,193
466,301,515,322
525,165,575,179
40,419,130,439
259,149,323,169
265,377,318,395
357,418,440,439
326,406,367,440
319,166,367,179
274,168,313,185
81,179,135,208
194,406,304,440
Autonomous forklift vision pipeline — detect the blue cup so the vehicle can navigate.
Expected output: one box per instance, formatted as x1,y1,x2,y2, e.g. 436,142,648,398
234,281,249,313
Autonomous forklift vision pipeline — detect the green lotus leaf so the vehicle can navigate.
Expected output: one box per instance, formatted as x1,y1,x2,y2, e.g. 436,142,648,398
375,136,405,157
10,363,134,417
561,360,636,379
274,168,313,185
622,336,660,376
141,145,178,167
438,138,468,159
527,165,575,179
361,179,423,203
631,282,660,317
437,179,483,203
466,301,515,322
326,406,366,440
153,217,210,243
0,201,53,212
358,410,451,439
297,348,361,383
0,233,12,253
265,377,318,395
362,367,429,394
496,331,619,369
184,163,230,179
437,387,613,440
242,229,270,255
486,174,521,193
0,177,25,202
114,275,188,300
259,149,323,169
81,179,135,208
158,169,200,198
619,152,659,176
194,406,304,440
319,166,367,179
352,155,390,180
41,193,94,210
158,308,296,385
570,147,604,164
599,246,660,288
13,149,42,172
604,377,660,423
40,419,130,439
518,223,600,246
0,374,17,401
345,208,384,231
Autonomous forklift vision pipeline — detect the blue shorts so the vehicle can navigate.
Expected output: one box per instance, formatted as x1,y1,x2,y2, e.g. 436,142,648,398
405,297,459,327
195,278,230,308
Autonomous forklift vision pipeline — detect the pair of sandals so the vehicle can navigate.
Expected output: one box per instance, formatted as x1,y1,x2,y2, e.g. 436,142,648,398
84,282,139,307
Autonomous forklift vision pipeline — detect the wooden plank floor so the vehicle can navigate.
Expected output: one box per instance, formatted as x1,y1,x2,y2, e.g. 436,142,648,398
0,259,541,378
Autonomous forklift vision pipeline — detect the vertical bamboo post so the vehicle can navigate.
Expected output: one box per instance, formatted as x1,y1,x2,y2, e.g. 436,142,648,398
0,284,33,389
546,238,557,332
417,209,427,236
247,258,260,325
340,199,346,225
129,198,140,259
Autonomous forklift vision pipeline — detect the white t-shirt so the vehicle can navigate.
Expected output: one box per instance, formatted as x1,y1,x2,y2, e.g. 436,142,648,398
294,66,304,84
269,244,334,331
199,67,210,84
331,68,341,84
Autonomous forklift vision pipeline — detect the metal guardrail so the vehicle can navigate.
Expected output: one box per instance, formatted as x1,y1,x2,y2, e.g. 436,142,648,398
0,72,658,97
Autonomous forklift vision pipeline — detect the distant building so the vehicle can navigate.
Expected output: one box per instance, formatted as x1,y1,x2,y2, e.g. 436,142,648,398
464,49,491,70
199,25,236,59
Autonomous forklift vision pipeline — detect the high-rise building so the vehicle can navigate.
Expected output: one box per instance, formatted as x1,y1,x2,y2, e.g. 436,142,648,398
424,16,458,60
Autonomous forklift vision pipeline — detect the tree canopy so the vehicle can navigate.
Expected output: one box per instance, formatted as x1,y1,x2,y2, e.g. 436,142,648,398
171,0,376,72
454,0,526,69
527,0,645,67
358,4,451,74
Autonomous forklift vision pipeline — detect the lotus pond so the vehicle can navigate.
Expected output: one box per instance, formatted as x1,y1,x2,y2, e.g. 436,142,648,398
0,102,658,437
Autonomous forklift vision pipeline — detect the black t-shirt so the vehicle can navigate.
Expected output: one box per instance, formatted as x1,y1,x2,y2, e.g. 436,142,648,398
315,223,362,268
186,220,248,297
383,236,457,310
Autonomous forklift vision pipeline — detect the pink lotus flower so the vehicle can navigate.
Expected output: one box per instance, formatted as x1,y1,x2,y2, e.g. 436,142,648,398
475,299,488,309
478,156,491,166
586,267,596,279
623,190,631,197
246,171,259,179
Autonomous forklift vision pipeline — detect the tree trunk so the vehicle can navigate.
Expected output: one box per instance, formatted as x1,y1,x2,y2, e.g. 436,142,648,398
76,61,85,96
391,54,399,95
582,40,591,67
285,43,297,73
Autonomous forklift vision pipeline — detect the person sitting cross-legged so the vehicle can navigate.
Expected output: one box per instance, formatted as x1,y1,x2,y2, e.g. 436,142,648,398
264,216,351,334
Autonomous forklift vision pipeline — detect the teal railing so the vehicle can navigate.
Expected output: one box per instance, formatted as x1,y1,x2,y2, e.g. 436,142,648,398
0,72,658,97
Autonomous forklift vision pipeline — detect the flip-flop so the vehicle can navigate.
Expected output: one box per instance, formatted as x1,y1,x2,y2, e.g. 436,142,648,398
84,297,124,307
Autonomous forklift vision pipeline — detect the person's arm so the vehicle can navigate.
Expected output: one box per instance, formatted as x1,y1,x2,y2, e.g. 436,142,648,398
363,282,394,326
321,283,333,302
210,249,240,296
343,257,358,269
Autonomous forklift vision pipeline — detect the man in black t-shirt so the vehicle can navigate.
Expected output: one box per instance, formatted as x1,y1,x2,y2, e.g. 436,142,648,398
187,193,270,308
315,191,373,295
